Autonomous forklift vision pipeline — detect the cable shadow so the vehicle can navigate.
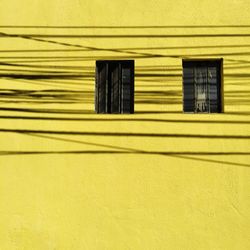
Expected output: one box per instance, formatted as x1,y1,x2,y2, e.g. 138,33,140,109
0,61,89,70
0,89,92,104
0,128,249,139
0,115,249,124
1,132,248,168
2,33,250,38
2,44,250,54
167,154,250,168
0,107,94,114
2,25,250,28
224,111,250,116
0,73,90,79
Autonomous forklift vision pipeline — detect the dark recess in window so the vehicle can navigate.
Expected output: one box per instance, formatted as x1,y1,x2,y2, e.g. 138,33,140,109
95,60,134,114
182,59,223,113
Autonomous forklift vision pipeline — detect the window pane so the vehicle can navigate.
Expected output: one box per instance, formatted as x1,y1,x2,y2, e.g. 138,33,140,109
95,60,134,114
98,64,107,113
111,65,120,113
208,66,219,112
182,59,222,113
183,67,195,112
194,67,208,113
121,67,131,113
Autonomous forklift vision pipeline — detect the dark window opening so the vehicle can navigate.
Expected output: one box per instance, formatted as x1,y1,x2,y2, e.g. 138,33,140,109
182,59,223,113
95,60,134,114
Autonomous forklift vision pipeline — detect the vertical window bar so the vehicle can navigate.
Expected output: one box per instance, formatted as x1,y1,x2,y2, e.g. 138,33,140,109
119,63,121,113
207,66,210,113
95,64,98,113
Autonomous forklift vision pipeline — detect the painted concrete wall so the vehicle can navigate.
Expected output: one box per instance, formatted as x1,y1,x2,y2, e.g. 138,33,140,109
0,0,249,249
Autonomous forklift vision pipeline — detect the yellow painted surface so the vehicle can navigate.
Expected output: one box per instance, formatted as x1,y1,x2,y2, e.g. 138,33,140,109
0,0,250,249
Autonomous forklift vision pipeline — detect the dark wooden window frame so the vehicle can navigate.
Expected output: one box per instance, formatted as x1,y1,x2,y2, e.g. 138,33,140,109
182,58,224,113
95,60,134,114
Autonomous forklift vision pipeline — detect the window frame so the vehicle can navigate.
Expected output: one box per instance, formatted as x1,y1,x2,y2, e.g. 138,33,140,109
182,58,224,113
95,60,134,114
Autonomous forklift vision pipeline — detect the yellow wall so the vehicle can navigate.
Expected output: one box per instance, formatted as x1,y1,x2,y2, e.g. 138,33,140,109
0,0,250,249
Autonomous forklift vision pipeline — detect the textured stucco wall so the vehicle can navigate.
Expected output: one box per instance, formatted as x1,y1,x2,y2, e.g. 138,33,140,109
0,0,250,249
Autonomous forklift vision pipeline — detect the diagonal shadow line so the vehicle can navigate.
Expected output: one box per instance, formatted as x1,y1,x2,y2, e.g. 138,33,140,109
0,54,179,61
225,58,250,64
0,128,249,139
0,31,148,58
1,31,250,66
7,133,250,168
2,51,250,59
24,133,250,156
0,57,164,63
167,155,250,168
0,31,148,57
0,61,87,70
0,31,184,61
0,54,180,64
24,133,134,152
0,49,91,53
2,44,250,53
113,44,250,50
0,150,249,157
2,52,250,66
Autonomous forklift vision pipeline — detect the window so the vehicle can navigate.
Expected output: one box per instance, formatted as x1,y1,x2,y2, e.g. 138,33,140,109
182,59,223,113
95,60,134,114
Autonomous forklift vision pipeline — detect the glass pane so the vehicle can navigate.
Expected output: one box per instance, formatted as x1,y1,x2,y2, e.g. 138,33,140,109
194,67,208,113
111,65,120,113
121,68,131,113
